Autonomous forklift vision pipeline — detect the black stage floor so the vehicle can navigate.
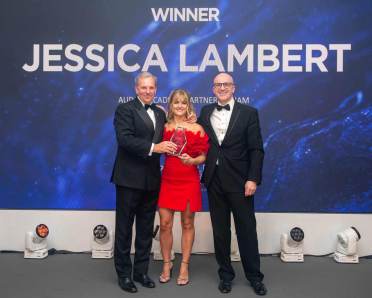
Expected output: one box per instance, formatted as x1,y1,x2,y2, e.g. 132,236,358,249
0,253,371,298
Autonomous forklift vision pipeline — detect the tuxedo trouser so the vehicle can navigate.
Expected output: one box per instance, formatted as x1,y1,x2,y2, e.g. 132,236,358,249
114,185,158,278
207,166,264,282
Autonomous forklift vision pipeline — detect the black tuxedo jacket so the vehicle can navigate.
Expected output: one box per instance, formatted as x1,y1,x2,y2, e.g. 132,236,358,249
198,101,264,192
110,97,166,191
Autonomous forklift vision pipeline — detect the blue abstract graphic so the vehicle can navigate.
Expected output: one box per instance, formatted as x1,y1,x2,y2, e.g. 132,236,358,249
0,0,371,212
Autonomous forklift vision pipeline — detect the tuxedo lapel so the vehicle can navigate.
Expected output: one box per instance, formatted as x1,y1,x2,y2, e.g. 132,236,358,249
134,98,155,134
206,105,219,146
152,108,163,143
222,101,240,144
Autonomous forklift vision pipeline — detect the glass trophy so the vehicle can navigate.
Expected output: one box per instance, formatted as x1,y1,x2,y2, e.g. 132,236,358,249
170,126,187,156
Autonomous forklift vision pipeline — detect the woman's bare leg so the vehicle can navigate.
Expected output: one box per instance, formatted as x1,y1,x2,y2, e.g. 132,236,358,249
178,203,195,285
159,208,175,282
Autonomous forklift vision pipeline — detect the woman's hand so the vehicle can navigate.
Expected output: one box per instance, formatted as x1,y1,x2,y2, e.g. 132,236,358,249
178,153,195,165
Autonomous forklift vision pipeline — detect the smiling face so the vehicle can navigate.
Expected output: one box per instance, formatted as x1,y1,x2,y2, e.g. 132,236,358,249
212,73,235,105
168,89,193,121
135,76,157,104
171,95,188,118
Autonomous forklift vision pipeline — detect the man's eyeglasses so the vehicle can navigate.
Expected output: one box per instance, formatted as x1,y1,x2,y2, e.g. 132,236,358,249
213,82,234,88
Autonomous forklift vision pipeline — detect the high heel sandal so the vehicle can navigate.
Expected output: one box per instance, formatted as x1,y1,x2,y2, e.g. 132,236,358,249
177,261,189,286
159,261,173,283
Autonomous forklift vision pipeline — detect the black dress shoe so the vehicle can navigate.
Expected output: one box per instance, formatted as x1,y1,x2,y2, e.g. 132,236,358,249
118,277,137,293
250,281,267,296
133,274,156,288
218,280,232,293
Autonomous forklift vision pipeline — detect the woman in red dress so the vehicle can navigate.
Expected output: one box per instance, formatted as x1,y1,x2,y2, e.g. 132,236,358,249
158,89,209,286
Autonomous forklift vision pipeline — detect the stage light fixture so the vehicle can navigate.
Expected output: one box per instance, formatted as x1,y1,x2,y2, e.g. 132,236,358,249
91,224,114,259
152,224,175,261
280,227,304,262
24,224,49,259
334,227,361,263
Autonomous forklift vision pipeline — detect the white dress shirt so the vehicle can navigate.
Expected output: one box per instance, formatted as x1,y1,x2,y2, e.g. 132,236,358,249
210,98,235,145
138,97,156,129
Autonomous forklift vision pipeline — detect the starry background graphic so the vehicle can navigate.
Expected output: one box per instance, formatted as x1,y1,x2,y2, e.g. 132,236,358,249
0,0,371,212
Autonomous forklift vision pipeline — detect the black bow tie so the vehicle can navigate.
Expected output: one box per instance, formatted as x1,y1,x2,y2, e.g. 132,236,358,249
144,104,153,110
216,104,230,111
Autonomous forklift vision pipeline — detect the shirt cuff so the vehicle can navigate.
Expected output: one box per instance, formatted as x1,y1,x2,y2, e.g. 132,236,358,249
148,143,155,156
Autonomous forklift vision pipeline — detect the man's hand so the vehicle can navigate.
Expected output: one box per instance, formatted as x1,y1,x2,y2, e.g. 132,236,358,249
153,141,177,154
244,181,257,197
178,153,194,165
185,112,197,124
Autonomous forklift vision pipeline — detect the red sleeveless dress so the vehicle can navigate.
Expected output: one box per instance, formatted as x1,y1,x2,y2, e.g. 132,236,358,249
158,128,209,212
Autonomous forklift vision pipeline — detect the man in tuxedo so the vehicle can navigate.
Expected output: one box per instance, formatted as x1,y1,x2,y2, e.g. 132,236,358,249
198,73,267,296
111,72,177,293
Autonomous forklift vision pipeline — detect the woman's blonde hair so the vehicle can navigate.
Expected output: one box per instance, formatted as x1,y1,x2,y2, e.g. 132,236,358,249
167,89,194,121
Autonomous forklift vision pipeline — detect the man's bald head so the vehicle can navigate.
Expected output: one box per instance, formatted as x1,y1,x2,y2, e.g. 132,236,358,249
213,72,234,84
212,73,235,104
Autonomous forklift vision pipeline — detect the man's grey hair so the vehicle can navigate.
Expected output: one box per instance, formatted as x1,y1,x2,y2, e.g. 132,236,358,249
134,71,157,86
